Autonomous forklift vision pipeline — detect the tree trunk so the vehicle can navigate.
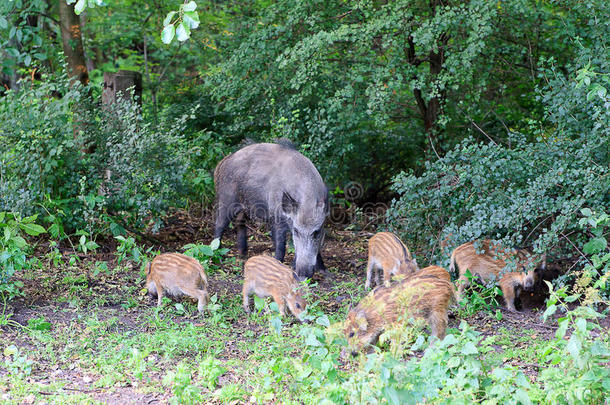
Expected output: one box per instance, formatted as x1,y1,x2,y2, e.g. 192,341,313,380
58,0,88,86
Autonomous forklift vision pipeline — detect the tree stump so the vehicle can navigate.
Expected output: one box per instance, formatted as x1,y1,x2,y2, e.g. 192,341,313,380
102,70,142,105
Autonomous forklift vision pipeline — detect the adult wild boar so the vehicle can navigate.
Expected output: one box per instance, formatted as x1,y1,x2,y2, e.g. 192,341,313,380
214,140,328,279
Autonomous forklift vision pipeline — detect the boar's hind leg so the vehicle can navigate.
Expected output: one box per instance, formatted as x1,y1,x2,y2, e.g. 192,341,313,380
271,221,289,262
235,212,248,256
214,202,240,241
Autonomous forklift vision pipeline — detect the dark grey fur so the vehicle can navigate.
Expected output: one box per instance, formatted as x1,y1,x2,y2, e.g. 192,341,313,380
213,141,328,279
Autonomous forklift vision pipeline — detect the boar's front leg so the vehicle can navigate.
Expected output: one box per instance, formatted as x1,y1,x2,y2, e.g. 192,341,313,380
315,251,326,271
271,221,289,263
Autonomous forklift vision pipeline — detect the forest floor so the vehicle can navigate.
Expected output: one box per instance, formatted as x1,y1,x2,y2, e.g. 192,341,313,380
0,211,607,404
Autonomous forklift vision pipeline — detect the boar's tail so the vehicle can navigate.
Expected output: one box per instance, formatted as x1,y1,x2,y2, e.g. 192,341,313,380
198,265,208,287
145,262,152,275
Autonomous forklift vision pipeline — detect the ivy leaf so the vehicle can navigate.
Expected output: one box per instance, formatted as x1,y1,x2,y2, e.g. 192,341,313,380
161,24,176,44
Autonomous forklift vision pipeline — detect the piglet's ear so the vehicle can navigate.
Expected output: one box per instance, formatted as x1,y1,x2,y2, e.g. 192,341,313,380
539,254,547,270
282,192,299,215
355,310,368,331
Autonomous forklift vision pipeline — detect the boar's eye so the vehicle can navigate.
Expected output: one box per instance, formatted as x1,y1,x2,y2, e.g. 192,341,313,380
296,303,301,309
348,331,355,338
312,228,322,238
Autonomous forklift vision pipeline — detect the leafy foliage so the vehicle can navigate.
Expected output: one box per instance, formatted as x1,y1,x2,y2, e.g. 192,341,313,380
182,238,229,273
0,212,45,298
387,20,610,266
0,75,200,232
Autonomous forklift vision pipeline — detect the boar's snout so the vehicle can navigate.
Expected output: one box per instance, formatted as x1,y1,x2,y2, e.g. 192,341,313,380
295,265,315,280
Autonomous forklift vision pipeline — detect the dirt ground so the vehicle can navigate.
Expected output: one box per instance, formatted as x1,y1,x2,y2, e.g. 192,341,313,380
1,211,608,404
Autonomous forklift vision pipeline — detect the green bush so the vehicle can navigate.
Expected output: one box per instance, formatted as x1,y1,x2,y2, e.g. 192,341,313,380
0,74,222,233
387,34,609,268
539,282,609,405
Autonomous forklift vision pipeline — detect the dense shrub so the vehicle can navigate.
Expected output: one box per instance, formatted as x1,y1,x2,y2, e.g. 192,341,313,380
386,32,609,268
0,74,221,233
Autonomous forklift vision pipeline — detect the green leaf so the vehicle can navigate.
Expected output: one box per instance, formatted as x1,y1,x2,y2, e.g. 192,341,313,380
253,295,265,311
542,304,557,322
461,341,478,355
24,54,31,67
161,24,175,44
28,317,52,331
79,235,86,246
316,315,330,327
85,241,99,251
583,237,607,254
48,224,60,239
163,11,176,26
74,0,87,14
176,23,189,42
305,333,322,347
566,335,582,363
183,11,200,29
0,17,7,29
182,1,197,12
447,356,461,368
13,236,27,249
210,238,220,250
19,223,46,236
200,245,214,256
515,388,532,405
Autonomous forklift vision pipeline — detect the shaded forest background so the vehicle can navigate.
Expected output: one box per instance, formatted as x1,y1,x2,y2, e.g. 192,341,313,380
0,0,608,273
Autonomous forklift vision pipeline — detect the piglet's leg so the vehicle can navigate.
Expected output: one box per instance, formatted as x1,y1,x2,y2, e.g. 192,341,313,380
242,284,251,313
272,292,286,316
154,280,164,308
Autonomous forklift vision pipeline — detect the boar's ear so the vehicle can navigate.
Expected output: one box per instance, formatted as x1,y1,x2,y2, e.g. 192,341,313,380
282,192,299,215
